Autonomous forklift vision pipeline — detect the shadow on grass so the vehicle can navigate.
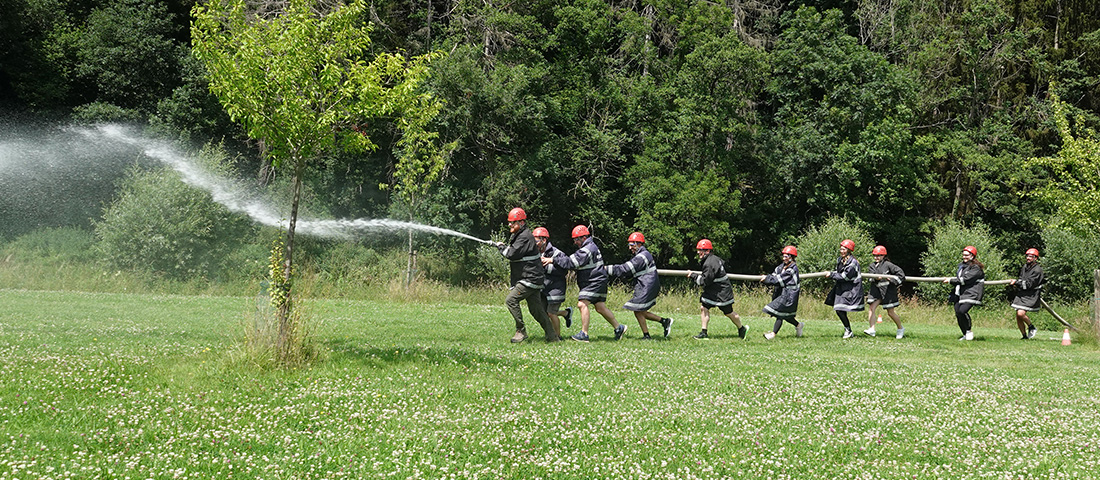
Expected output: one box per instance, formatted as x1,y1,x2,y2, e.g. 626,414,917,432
325,339,512,369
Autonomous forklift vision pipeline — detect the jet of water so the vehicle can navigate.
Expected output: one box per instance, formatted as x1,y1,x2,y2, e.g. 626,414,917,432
78,124,494,244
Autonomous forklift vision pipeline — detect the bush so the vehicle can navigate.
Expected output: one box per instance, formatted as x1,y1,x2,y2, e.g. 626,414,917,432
1039,224,1100,301
95,164,255,280
791,216,876,292
1,227,98,264
918,220,1008,301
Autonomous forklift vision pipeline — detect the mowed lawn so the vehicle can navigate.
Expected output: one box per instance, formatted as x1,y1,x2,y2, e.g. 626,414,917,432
1,288,1098,479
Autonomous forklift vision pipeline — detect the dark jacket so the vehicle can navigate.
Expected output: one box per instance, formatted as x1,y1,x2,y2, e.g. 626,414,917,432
690,253,734,308
499,225,544,289
608,245,660,311
552,236,608,301
867,260,905,309
1011,262,1043,311
763,261,800,318
541,242,569,304
949,262,985,305
825,256,865,311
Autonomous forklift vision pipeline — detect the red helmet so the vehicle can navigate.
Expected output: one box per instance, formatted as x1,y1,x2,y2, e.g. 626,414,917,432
696,239,713,250
782,245,798,257
963,245,978,257
840,239,855,252
571,225,590,238
1025,248,1040,257
628,232,645,243
872,245,887,256
532,227,549,238
507,208,526,222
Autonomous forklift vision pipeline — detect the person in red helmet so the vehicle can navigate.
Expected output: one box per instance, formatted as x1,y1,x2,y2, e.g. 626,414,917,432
943,245,985,341
543,224,626,342
494,208,558,343
605,232,673,339
1009,248,1044,340
761,246,802,339
687,239,748,340
533,227,572,337
825,239,865,338
864,245,906,339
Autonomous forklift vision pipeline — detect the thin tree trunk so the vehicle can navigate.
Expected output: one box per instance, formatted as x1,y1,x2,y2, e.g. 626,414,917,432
278,156,304,358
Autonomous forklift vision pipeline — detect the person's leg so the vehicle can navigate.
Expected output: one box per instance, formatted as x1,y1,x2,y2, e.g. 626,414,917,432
634,311,650,336
724,310,744,329
1016,309,1030,337
594,301,619,328
867,300,881,329
523,287,556,340
578,300,592,335
955,303,973,336
837,310,852,331
700,305,711,331
887,308,902,328
505,287,526,339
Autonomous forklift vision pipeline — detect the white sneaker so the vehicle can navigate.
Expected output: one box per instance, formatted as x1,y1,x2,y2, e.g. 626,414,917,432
763,332,776,340
895,327,905,339
964,331,974,341
863,328,876,337
795,322,804,337
842,329,854,339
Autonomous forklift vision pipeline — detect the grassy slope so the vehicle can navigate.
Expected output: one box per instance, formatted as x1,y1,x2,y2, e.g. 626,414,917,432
1,287,1098,479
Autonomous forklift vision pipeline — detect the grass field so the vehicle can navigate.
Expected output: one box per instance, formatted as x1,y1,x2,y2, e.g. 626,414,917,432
1,286,1099,479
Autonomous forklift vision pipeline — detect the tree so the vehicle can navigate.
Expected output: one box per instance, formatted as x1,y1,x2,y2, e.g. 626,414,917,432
192,0,437,362
1029,90,1100,234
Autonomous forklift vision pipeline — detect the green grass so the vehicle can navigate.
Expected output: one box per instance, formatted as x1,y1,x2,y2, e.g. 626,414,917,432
1,287,1098,479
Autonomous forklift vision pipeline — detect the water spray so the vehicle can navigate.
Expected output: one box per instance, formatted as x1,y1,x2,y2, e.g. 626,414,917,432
74,124,494,245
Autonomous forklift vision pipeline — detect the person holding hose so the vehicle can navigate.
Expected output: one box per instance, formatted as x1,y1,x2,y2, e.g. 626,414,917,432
944,245,985,341
543,225,626,342
864,245,906,339
825,239,864,338
688,239,748,340
494,208,558,343
606,232,673,339
533,227,573,337
761,245,803,340
1009,248,1044,340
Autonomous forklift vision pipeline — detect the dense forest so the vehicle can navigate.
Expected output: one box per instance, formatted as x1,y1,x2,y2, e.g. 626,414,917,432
2,0,1099,298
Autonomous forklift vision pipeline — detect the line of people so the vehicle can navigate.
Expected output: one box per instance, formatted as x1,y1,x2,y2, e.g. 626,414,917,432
495,208,1045,343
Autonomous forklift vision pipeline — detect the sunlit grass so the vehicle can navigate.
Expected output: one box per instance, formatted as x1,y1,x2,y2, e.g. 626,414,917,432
1,287,1098,479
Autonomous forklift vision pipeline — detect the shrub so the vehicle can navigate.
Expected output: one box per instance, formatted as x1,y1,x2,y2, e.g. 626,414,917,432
1039,224,1100,301
1,227,98,263
95,164,255,280
918,220,1008,301
791,216,876,292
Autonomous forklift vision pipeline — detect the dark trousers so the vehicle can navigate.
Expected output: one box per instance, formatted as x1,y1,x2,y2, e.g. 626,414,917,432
955,302,974,334
506,283,554,338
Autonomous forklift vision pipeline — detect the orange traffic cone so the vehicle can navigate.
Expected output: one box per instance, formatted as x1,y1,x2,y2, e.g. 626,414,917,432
1061,329,1071,346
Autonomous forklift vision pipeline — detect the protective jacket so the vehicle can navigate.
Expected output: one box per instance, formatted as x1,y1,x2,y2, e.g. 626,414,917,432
690,253,734,308
867,260,906,309
949,262,985,305
607,245,660,311
1010,262,1043,312
541,242,569,306
763,262,800,318
551,236,608,301
825,256,865,311
498,225,544,290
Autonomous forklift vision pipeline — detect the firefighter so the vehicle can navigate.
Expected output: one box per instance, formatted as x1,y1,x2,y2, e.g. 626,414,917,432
606,232,673,339
761,246,803,340
494,208,558,343
688,239,748,340
943,245,985,341
533,227,572,337
825,239,865,338
864,245,906,339
543,225,626,342
1009,248,1044,340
